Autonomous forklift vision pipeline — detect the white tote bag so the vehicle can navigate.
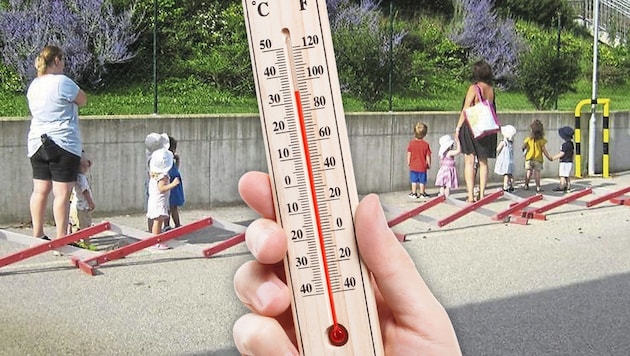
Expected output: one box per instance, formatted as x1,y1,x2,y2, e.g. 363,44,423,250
464,85,500,139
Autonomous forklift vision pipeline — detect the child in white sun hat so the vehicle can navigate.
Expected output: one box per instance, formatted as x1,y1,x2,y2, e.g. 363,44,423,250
144,132,170,231
147,147,180,250
494,124,516,191
435,134,461,197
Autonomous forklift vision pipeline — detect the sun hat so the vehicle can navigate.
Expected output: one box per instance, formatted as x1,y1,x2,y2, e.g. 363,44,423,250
145,132,170,153
558,126,574,141
149,148,174,174
500,125,517,141
438,134,455,157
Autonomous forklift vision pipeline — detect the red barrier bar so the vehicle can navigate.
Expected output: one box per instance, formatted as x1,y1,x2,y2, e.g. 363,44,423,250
0,222,110,269
610,196,630,206
437,190,503,227
493,194,543,221
387,195,445,228
533,188,592,214
203,233,245,257
73,217,213,275
585,186,630,207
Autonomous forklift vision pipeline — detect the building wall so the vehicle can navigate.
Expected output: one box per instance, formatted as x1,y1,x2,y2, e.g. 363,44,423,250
2,111,628,223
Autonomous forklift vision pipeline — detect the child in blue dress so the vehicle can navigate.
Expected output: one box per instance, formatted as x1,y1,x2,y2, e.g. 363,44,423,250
166,136,185,228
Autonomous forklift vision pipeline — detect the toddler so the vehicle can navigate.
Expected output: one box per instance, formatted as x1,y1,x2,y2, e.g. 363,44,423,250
552,126,575,192
435,134,460,197
407,122,432,199
147,147,181,250
494,125,516,192
522,119,553,193
166,136,185,228
68,151,96,250
144,132,170,231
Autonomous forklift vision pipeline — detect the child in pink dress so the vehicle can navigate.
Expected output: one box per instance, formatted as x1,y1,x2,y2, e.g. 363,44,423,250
435,134,461,197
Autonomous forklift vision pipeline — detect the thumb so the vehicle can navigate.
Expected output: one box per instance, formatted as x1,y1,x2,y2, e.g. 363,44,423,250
355,194,447,326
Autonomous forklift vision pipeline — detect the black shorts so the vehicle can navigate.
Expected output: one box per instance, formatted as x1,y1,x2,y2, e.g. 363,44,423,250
30,141,81,183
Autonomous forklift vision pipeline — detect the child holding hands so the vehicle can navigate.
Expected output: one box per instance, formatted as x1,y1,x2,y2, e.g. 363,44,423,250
551,126,575,192
435,134,460,197
494,125,516,192
522,119,553,193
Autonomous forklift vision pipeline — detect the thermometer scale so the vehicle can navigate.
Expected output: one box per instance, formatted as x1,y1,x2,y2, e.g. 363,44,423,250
242,0,384,354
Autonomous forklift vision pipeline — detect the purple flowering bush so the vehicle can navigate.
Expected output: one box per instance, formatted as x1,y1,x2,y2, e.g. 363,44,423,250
450,0,524,89
0,0,142,90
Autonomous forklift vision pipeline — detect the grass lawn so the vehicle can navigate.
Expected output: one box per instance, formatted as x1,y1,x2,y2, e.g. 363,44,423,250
1,79,629,118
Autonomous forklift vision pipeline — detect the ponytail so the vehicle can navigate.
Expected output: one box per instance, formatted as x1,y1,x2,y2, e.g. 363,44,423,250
34,45,63,76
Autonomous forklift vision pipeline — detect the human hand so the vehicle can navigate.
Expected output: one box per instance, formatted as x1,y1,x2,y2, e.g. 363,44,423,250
173,177,180,185
232,171,461,355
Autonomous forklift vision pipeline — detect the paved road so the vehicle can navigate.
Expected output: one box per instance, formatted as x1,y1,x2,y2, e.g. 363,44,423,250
1,174,629,355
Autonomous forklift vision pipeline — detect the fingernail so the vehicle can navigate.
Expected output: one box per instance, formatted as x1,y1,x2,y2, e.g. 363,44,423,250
255,281,280,309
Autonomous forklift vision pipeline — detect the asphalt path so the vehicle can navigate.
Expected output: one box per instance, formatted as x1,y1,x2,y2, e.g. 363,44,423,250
1,174,629,355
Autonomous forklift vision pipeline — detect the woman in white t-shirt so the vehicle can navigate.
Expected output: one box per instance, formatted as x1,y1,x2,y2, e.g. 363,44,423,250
26,45,87,242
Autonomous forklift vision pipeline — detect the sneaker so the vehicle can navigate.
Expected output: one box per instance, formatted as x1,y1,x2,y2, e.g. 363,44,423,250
419,193,430,198
508,186,515,192
536,187,544,193
552,186,566,192
408,192,418,199
39,235,51,241
153,243,171,250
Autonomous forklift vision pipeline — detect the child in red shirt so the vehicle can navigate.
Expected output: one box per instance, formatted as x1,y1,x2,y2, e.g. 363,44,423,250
407,122,432,198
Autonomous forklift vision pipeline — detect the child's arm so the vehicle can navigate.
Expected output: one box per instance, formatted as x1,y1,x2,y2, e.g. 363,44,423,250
83,190,95,211
448,137,461,157
496,140,505,153
158,176,181,193
426,153,431,170
407,152,411,167
551,150,565,161
542,145,553,161
521,140,529,152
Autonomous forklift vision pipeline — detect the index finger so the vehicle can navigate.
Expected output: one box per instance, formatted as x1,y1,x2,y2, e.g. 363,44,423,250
238,171,276,219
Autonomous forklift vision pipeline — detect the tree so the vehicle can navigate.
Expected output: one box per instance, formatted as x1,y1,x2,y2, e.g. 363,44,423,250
328,0,410,109
0,0,142,89
518,42,580,110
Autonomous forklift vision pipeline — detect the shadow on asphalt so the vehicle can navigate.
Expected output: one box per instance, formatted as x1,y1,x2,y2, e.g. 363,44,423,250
449,272,630,355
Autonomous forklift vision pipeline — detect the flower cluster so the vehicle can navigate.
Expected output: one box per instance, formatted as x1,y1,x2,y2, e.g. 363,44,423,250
0,0,142,89
450,0,523,89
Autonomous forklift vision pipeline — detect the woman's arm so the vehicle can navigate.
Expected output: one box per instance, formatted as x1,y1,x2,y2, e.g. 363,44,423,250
74,89,87,107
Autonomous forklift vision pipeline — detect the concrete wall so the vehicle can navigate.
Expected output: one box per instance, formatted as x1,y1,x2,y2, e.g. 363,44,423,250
2,111,629,224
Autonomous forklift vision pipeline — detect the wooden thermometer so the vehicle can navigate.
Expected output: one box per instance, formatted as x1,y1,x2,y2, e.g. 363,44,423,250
242,0,384,354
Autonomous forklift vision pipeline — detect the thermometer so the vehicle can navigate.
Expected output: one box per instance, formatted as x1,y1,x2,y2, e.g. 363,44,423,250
242,0,384,354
